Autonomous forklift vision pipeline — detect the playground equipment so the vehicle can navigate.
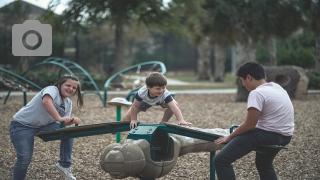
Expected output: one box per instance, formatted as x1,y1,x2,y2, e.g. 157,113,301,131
103,61,166,107
24,57,104,105
0,67,42,105
35,122,287,180
3,57,104,106
107,97,132,143
2,59,167,108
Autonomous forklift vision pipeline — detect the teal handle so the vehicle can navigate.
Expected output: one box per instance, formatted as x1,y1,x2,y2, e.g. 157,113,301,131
60,118,79,128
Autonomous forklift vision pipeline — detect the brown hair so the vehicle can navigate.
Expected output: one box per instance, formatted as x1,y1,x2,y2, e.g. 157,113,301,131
54,74,84,110
145,72,167,88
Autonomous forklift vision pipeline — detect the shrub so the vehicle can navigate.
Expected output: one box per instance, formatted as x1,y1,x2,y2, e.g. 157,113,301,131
307,70,320,89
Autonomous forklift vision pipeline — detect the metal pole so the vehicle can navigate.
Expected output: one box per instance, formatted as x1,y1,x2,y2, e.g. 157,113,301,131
210,151,216,180
23,91,27,106
116,106,121,143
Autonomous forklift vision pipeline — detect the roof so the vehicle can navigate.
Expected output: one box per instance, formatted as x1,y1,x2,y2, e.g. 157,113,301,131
1,0,46,16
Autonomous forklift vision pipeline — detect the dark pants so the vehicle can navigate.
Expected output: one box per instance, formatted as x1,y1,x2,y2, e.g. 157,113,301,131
213,128,291,180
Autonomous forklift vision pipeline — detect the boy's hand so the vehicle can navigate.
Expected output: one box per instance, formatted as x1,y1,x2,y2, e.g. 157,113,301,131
214,135,232,144
178,120,193,126
130,120,140,129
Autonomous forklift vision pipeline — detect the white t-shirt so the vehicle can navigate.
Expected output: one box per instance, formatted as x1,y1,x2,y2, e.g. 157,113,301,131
136,85,172,106
247,82,294,136
13,86,72,128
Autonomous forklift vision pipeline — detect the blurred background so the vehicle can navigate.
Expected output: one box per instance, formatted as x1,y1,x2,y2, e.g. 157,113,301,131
0,0,319,90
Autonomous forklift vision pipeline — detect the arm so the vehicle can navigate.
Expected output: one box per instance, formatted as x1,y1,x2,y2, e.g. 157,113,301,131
167,100,192,125
214,107,260,144
130,99,141,129
42,94,72,124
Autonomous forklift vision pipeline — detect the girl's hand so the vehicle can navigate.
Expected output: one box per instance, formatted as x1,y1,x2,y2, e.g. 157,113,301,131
63,117,81,126
58,116,72,123
71,117,81,124
214,136,232,145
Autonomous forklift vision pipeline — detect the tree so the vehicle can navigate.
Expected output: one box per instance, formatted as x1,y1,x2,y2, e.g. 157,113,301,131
0,1,30,71
168,0,212,80
300,0,320,70
257,0,303,66
57,0,178,75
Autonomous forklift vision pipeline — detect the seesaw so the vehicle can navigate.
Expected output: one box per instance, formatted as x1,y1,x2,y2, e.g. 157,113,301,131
35,122,287,180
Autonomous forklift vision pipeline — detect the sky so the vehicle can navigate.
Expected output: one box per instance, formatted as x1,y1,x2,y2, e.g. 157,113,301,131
0,0,171,15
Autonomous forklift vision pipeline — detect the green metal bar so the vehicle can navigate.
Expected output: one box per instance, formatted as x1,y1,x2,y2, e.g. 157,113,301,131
0,67,42,90
229,125,287,151
158,124,223,142
3,88,11,105
35,121,131,142
210,151,216,180
116,106,121,143
20,57,105,107
23,91,27,106
1,67,42,105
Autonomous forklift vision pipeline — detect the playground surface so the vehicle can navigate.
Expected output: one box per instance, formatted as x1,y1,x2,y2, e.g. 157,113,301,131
1,93,319,179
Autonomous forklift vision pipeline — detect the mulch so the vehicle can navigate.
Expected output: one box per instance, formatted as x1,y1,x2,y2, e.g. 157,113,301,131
0,93,319,180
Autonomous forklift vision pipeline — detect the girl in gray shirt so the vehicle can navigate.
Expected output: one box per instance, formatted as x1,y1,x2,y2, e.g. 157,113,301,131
9,75,83,180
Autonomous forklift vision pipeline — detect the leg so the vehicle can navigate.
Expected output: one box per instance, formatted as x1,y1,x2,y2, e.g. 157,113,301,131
9,121,36,180
38,122,75,168
58,138,75,167
122,106,143,121
252,128,292,180
213,131,260,180
122,107,133,121
255,149,280,180
161,107,174,123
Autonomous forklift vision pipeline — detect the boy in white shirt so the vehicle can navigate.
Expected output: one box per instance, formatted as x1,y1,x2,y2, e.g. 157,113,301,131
122,72,192,129
214,61,294,180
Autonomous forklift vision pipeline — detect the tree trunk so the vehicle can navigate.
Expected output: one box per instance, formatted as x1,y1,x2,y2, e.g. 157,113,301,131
110,21,126,84
122,38,135,69
235,34,256,102
315,32,320,70
113,21,125,74
236,35,256,65
20,56,30,72
213,40,226,82
267,36,277,66
74,29,79,64
197,37,212,80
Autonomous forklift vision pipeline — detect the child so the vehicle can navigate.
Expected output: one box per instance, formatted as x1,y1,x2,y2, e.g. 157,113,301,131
213,61,294,180
9,74,84,180
122,72,192,129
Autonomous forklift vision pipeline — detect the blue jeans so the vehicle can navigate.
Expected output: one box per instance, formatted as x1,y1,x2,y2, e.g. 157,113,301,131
9,120,75,180
213,128,292,180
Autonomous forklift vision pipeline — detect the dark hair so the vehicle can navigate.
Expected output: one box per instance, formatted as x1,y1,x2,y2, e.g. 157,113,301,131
145,72,167,88
236,61,265,80
54,74,84,110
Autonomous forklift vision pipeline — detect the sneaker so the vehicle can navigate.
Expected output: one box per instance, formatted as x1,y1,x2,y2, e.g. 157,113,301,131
55,163,76,180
